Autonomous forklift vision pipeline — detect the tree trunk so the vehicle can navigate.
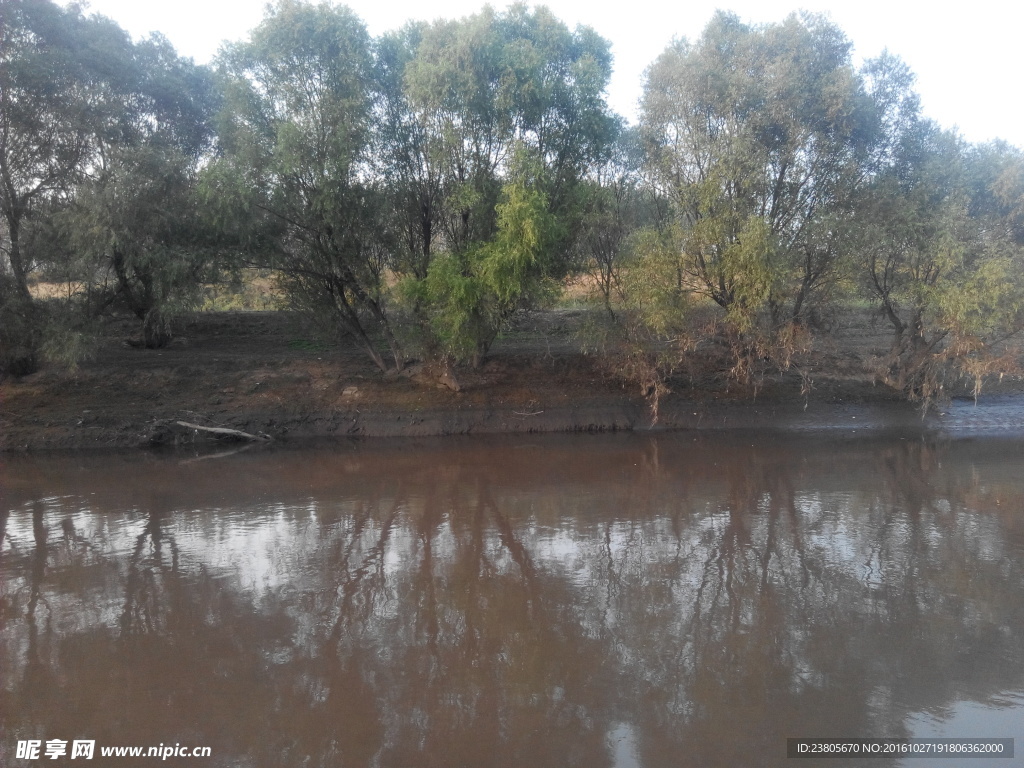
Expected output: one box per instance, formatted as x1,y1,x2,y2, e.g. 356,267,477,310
4,210,33,304
142,311,172,349
0,271,40,377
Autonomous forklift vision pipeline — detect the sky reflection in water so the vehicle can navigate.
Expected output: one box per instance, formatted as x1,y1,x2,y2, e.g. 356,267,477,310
2,433,1023,767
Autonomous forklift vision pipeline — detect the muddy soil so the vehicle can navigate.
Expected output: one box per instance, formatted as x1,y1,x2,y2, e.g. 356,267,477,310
2,309,1021,452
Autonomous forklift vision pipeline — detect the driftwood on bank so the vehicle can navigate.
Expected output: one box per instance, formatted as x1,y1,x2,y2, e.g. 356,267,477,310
174,421,272,442
147,419,272,446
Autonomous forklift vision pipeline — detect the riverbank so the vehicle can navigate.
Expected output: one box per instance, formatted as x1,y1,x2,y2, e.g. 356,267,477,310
3,310,1024,452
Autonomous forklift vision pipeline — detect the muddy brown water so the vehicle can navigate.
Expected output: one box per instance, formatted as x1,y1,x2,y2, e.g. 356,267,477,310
2,432,1024,767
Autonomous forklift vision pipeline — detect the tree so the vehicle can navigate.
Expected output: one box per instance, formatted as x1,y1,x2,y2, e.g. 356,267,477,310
410,153,562,364
211,0,401,371
63,143,215,348
861,123,1024,402
54,34,219,348
0,0,130,372
573,126,664,319
967,140,1024,248
382,4,618,364
639,12,877,345
373,22,440,285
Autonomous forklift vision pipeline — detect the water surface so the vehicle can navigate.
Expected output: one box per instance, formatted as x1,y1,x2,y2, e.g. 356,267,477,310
2,433,1023,766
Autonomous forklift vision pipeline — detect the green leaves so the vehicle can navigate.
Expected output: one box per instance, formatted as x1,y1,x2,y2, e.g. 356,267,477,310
378,5,616,364
212,1,404,369
8,0,1020,402
410,174,561,362
641,11,873,331
859,120,1024,401
0,0,221,363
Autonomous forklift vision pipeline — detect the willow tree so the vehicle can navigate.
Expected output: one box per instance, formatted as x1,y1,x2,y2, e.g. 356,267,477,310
861,124,1024,402
212,0,402,372
378,4,618,364
54,35,220,348
639,12,878,350
573,126,664,319
0,0,130,372
64,143,216,348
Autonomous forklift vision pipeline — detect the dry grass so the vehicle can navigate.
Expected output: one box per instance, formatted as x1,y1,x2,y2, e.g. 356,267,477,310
28,280,87,300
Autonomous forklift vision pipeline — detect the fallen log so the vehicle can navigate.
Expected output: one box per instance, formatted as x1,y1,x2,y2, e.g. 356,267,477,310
174,421,271,442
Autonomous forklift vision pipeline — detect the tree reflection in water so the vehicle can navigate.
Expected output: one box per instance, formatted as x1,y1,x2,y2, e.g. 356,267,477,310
1,434,1023,767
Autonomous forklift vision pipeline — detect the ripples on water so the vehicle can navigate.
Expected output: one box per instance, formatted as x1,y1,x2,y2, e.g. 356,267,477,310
2,433,1023,767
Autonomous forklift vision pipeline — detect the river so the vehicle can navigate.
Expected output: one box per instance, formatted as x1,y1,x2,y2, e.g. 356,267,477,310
2,432,1023,766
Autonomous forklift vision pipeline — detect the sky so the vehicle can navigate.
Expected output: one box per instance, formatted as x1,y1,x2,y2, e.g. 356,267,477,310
64,0,1024,149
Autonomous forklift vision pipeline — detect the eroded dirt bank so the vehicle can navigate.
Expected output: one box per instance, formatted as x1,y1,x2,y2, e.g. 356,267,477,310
3,311,1023,452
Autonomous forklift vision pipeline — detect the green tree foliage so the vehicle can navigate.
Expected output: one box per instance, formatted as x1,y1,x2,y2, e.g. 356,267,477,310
570,129,681,415
639,12,877,345
4,0,1022,406
1,1,216,365
55,35,219,348
968,141,1024,248
64,144,215,348
861,123,1024,401
373,23,440,285
211,0,401,371
410,158,562,364
381,4,618,363
0,0,130,372
574,126,665,318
